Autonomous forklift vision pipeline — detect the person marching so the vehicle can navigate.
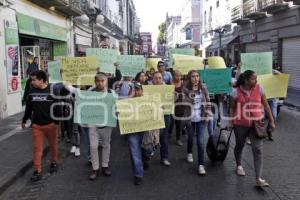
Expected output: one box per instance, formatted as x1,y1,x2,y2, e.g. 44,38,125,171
228,70,275,187
22,70,61,182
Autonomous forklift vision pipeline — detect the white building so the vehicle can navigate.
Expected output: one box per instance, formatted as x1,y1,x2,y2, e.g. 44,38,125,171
166,16,181,48
202,0,240,60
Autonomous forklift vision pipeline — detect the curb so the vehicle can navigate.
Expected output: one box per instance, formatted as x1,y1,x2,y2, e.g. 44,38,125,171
0,147,49,195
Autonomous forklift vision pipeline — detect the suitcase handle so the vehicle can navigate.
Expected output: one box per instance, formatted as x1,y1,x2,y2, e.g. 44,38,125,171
217,128,233,148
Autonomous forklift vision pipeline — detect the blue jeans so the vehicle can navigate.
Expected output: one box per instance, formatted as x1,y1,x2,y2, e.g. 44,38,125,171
207,118,216,137
160,115,172,160
268,99,278,120
187,121,207,165
127,133,144,178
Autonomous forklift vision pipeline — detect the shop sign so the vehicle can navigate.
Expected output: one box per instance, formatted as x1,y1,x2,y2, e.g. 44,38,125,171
4,20,20,94
17,13,67,41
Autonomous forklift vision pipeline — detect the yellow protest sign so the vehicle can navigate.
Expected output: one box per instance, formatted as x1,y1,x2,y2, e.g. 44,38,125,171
61,57,98,85
143,85,175,115
257,74,290,99
116,97,165,135
208,56,226,69
146,58,161,71
173,54,204,75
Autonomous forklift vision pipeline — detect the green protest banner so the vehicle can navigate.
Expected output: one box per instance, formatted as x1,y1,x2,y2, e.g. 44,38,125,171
199,68,232,94
74,90,118,127
48,60,62,83
168,48,195,67
117,55,146,77
86,48,118,74
241,52,272,75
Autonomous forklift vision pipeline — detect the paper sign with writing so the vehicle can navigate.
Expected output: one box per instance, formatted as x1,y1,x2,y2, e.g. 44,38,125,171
117,55,146,77
168,48,195,67
257,74,289,99
61,57,98,85
146,58,161,71
208,57,226,69
173,54,204,75
86,48,118,74
199,68,232,94
241,52,272,75
142,85,175,115
48,60,62,83
74,90,117,127
116,97,165,135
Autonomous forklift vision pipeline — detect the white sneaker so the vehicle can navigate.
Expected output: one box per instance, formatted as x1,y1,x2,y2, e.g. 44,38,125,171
198,165,206,175
161,159,171,166
246,138,251,145
187,154,194,163
256,178,269,187
75,147,80,157
70,146,76,153
237,165,246,176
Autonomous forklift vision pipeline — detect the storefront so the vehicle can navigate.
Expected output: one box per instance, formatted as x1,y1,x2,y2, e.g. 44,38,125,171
74,24,92,57
17,13,68,79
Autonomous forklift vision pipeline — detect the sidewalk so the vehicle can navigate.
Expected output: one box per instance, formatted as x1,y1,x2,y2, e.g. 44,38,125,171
0,112,48,194
285,88,300,109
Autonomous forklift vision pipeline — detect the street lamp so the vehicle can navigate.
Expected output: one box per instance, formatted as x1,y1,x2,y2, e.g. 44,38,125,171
75,1,104,48
213,28,226,56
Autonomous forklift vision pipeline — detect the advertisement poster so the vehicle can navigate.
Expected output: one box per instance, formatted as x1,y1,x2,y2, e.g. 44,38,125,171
4,20,20,94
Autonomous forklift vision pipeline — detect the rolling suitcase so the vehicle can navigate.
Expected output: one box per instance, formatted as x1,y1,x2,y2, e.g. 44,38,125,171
206,128,233,162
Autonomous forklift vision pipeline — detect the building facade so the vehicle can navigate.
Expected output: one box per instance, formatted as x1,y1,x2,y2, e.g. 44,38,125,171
140,32,152,56
232,0,300,92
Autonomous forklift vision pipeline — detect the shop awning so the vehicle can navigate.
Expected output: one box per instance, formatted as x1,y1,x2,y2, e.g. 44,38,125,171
206,35,239,50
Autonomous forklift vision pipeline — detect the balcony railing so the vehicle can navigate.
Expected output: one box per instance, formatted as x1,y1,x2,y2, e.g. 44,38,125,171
258,0,289,13
243,0,267,20
231,5,250,25
28,0,83,16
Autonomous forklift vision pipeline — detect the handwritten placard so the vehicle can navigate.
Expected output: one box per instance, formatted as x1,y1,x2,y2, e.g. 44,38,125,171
173,54,204,75
142,85,175,115
257,74,290,99
74,90,117,127
61,57,98,85
48,60,62,83
116,97,165,135
86,48,118,74
208,56,226,69
168,48,195,67
241,52,272,75
117,55,146,77
146,58,161,71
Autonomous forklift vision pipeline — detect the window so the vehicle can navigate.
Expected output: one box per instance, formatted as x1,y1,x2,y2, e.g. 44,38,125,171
216,1,219,8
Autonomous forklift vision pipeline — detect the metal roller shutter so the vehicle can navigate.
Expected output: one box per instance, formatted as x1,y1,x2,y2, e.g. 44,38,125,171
245,41,271,53
282,37,300,90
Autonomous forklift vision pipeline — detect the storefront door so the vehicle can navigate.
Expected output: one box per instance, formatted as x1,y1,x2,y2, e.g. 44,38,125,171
21,46,40,79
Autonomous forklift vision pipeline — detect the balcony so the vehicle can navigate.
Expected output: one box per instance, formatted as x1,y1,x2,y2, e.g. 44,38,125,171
283,0,300,5
55,0,83,16
231,5,250,25
258,0,289,14
243,0,267,20
28,0,68,8
28,0,83,16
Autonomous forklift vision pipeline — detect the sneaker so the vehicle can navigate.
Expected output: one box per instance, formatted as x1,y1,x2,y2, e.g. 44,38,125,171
256,178,269,187
49,162,58,174
102,167,112,176
237,165,246,176
134,176,143,185
70,146,76,153
198,165,206,175
30,171,42,182
75,147,80,157
89,170,98,180
176,140,183,146
161,159,171,166
187,153,194,163
246,138,251,145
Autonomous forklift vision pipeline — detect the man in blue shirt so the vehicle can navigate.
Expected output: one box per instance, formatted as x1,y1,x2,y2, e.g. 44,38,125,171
157,61,172,84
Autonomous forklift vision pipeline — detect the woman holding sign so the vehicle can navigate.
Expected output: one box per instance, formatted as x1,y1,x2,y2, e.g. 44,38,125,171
183,70,211,175
228,70,275,187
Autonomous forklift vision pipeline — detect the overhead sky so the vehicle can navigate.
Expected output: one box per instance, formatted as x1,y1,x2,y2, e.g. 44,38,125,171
133,0,185,43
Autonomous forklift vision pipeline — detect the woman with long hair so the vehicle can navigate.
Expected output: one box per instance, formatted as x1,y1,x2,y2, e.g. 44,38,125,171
183,70,211,175
228,70,275,187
